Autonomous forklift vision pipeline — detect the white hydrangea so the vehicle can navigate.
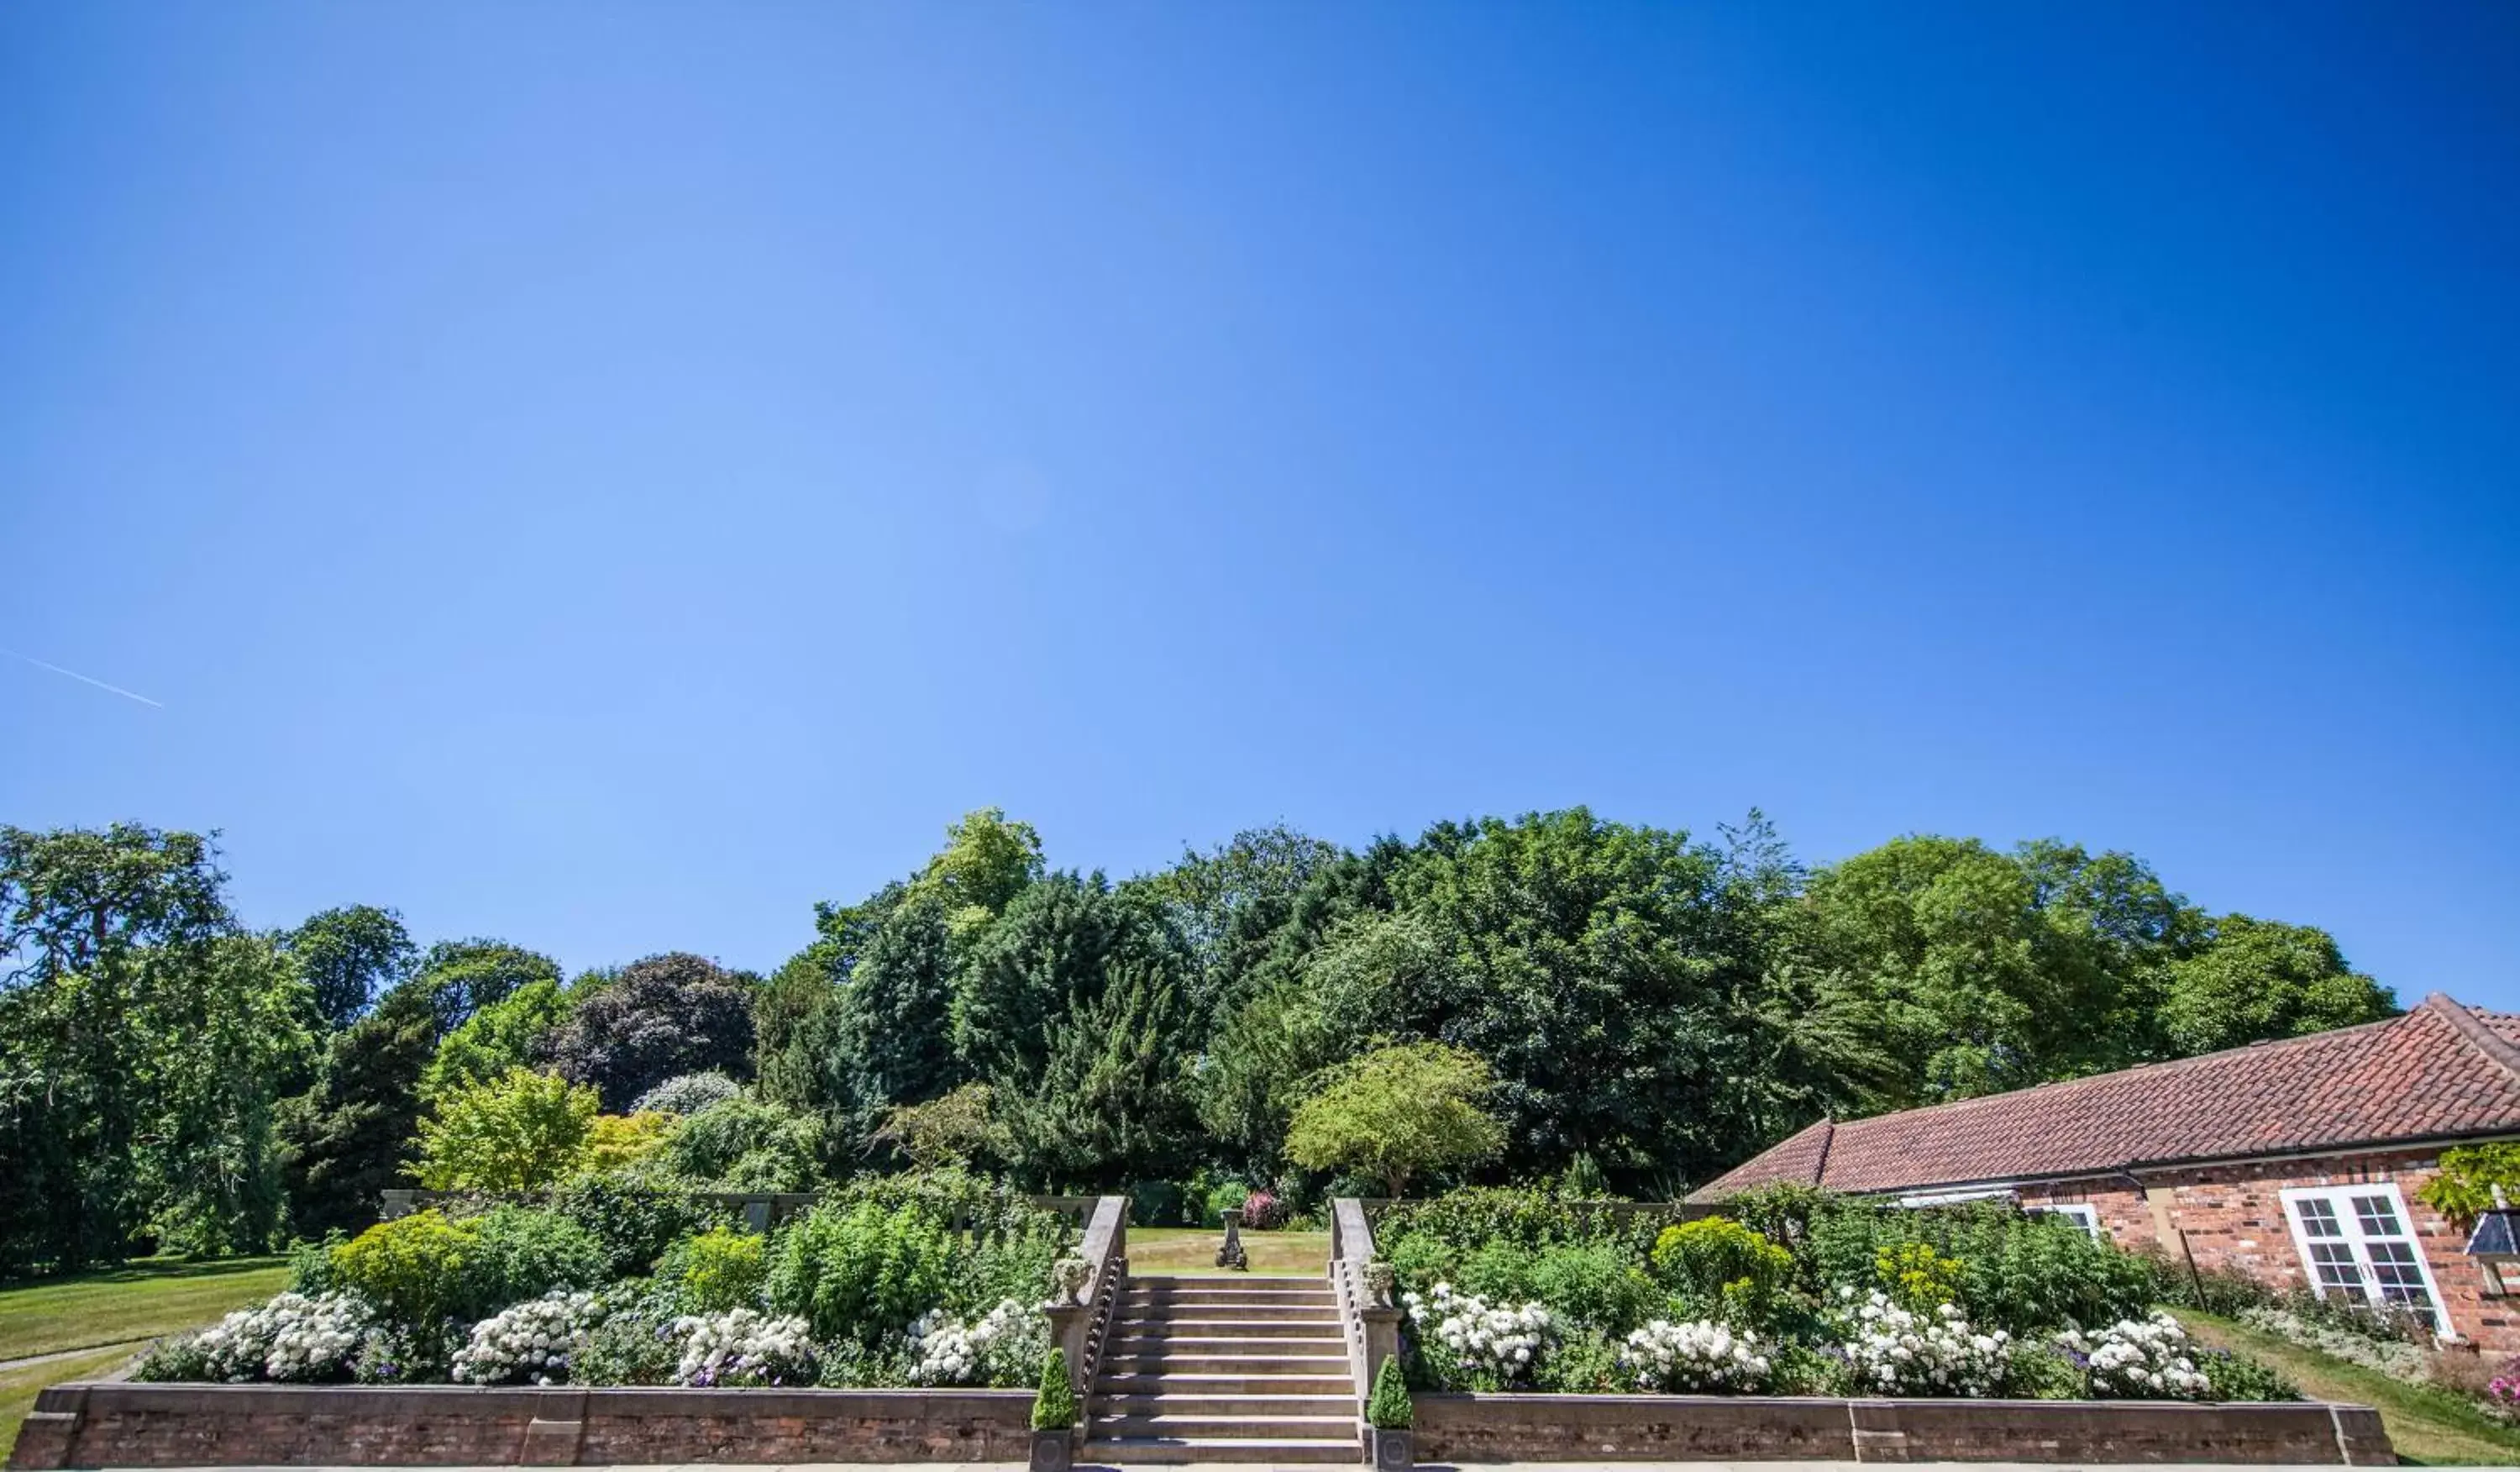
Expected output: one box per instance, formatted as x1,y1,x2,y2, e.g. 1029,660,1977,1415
1620,1318,1775,1393
2057,1312,2213,1400
907,1298,1046,1386
1403,1283,1551,1385
451,1291,609,1386
191,1292,371,1383
1839,1289,2011,1396
670,1307,815,1387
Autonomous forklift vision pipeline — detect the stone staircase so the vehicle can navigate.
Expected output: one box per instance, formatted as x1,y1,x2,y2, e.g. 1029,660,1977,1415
1085,1275,1360,1464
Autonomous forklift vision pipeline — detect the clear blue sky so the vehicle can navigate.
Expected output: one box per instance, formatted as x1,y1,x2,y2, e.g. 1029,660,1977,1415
2,3,2513,1006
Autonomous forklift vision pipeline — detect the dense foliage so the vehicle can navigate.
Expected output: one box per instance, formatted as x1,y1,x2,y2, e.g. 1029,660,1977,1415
3,804,2396,1270
1373,1185,2297,1401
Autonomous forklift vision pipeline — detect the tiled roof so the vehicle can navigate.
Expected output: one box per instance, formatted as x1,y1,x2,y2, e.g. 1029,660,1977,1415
1689,994,2520,1202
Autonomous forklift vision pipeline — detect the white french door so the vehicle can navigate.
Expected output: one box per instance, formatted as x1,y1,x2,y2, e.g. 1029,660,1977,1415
2279,1183,2450,1333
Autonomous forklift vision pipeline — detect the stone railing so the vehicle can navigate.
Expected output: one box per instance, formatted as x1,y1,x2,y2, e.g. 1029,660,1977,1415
1041,1194,1128,1417
1328,1198,1401,1432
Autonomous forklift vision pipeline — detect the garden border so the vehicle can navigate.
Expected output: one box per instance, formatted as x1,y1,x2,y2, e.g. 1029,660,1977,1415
1410,1391,2396,1464
8,1380,2396,1467
6,1382,1035,1469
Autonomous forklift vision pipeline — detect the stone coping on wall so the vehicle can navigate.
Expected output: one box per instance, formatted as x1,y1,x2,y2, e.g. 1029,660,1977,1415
1411,1392,2395,1465
9,1381,2395,1469
6,1383,1035,1469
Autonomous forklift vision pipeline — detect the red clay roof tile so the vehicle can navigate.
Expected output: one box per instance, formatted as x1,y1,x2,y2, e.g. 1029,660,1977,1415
1688,994,2520,1202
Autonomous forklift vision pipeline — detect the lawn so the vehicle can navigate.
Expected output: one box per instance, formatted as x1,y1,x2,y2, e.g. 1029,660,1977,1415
0,1256,289,1362
2176,1307,2520,1466
1127,1227,1328,1276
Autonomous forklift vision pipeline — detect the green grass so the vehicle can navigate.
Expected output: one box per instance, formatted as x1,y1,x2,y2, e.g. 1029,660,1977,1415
0,1256,288,1362
1128,1228,1329,1277
2176,1307,2520,1466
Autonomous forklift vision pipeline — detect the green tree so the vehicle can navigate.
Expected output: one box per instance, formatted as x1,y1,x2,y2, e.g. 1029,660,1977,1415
1285,1042,1504,1196
422,976,573,1102
915,807,1044,947
2157,915,2397,1055
1003,959,1202,1186
410,938,564,1037
277,975,443,1237
282,904,417,1031
412,1066,599,1191
0,823,241,1270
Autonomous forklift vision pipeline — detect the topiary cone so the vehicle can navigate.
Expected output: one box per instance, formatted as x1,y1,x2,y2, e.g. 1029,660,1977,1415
1366,1355,1413,1430
1032,1348,1079,1430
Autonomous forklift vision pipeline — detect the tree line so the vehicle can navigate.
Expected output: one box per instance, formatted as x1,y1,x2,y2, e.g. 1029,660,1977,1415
0,809,2394,1273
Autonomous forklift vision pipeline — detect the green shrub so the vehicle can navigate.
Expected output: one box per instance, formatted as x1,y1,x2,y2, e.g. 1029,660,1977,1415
1961,1215,2153,1334
2003,1341,2086,1400
1876,1240,1966,1312
827,1166,1055,1240
1032,1348,1078,1429
663,1096,825,1191
1128,1179,1187,1228
1375,1186,1669,1258
766,1200,957,1349
331,1211,481,1333
1531,1325,1622,1391
2199,1347,2302,1402
549,1175,727,1278
575,1291,683,1386
1524,1244,1662,1334
1366,1356,1413,1429
467,1205,611,1313
661,1226,769,1312
1203,1176,1252,1226
285,1231,347,1296
956,1228,1065,1316
1650,1219,1794,1325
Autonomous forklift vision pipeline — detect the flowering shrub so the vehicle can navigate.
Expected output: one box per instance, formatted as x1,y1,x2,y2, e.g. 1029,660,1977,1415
2056,1312,2211,1400
907,1298,1047,1385
1838,1289,2012,1396
670,1308,815,1387
1404,1283,1551,1386
1242,1189,1288,1230
2236,1306,2430,1384
451,1291,608,1385
1620,1319,1775,1392
185,1292,372,1383
634,1070,744,1116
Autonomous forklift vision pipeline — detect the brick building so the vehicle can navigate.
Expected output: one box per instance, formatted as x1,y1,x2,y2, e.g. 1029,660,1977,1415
1689,992,2520,1350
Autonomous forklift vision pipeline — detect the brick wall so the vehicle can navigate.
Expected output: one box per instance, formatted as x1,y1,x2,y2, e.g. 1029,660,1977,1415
2015,1148,2515,1351
6,1383,1035,1469
1410,1392,2394,1464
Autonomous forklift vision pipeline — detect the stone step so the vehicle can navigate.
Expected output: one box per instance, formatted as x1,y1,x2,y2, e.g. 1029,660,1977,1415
1115,1300,1338,1322
1126,1279,1333,1295
1110,1317,1341,1338
1124,1292,1338,1312
1093,1391,1355,1417
1081,1437,1360,1464
1095,1371,1357,1396
1089,1412,1359,1440
1094,1351,1351,1371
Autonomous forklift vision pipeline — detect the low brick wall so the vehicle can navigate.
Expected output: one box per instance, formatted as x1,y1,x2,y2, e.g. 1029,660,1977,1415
6,1383,1034,1469
1412,1391,2397,1464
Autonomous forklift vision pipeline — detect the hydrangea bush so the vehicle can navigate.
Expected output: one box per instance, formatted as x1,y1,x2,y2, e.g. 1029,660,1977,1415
1838,1289,2012,1396
1620,1318,1776,1393
670,1307,816,1387
188,1292,372,1383
2057,1312,2212,1400
451,1291,609,1385
906,1298,1046,1385
1404,1283,1551,1386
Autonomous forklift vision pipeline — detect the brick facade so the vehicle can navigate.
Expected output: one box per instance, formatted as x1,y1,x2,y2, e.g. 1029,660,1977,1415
5,1384,1035,1469
2014,1147,2513,1351
1410,1391,2394,1464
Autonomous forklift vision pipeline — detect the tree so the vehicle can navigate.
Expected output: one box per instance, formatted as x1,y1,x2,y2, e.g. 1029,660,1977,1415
282,905,416,1030
277,975,440,1237
1286,1043,1504,1196
546,953,757,1111
873,1082,1010,1170
422,977,571,1102
1002,959,1202,1186
412,1067,598,1191
916,807,1044,947
2157,915,2397,1055
133,933,314,1255
410,938,564,1038
0,823,244,1270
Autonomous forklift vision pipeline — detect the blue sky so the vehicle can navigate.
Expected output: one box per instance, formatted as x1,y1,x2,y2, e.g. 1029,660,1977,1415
2,2,2513,1006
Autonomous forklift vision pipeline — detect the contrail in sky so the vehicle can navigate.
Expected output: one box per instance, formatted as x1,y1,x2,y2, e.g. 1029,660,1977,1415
0,648,164,708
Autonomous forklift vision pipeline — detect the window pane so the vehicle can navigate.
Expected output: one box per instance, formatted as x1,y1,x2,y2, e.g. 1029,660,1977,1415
2308,1241,2362,1291
2354,1195,2406,1238
2296,1197,2343,1238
